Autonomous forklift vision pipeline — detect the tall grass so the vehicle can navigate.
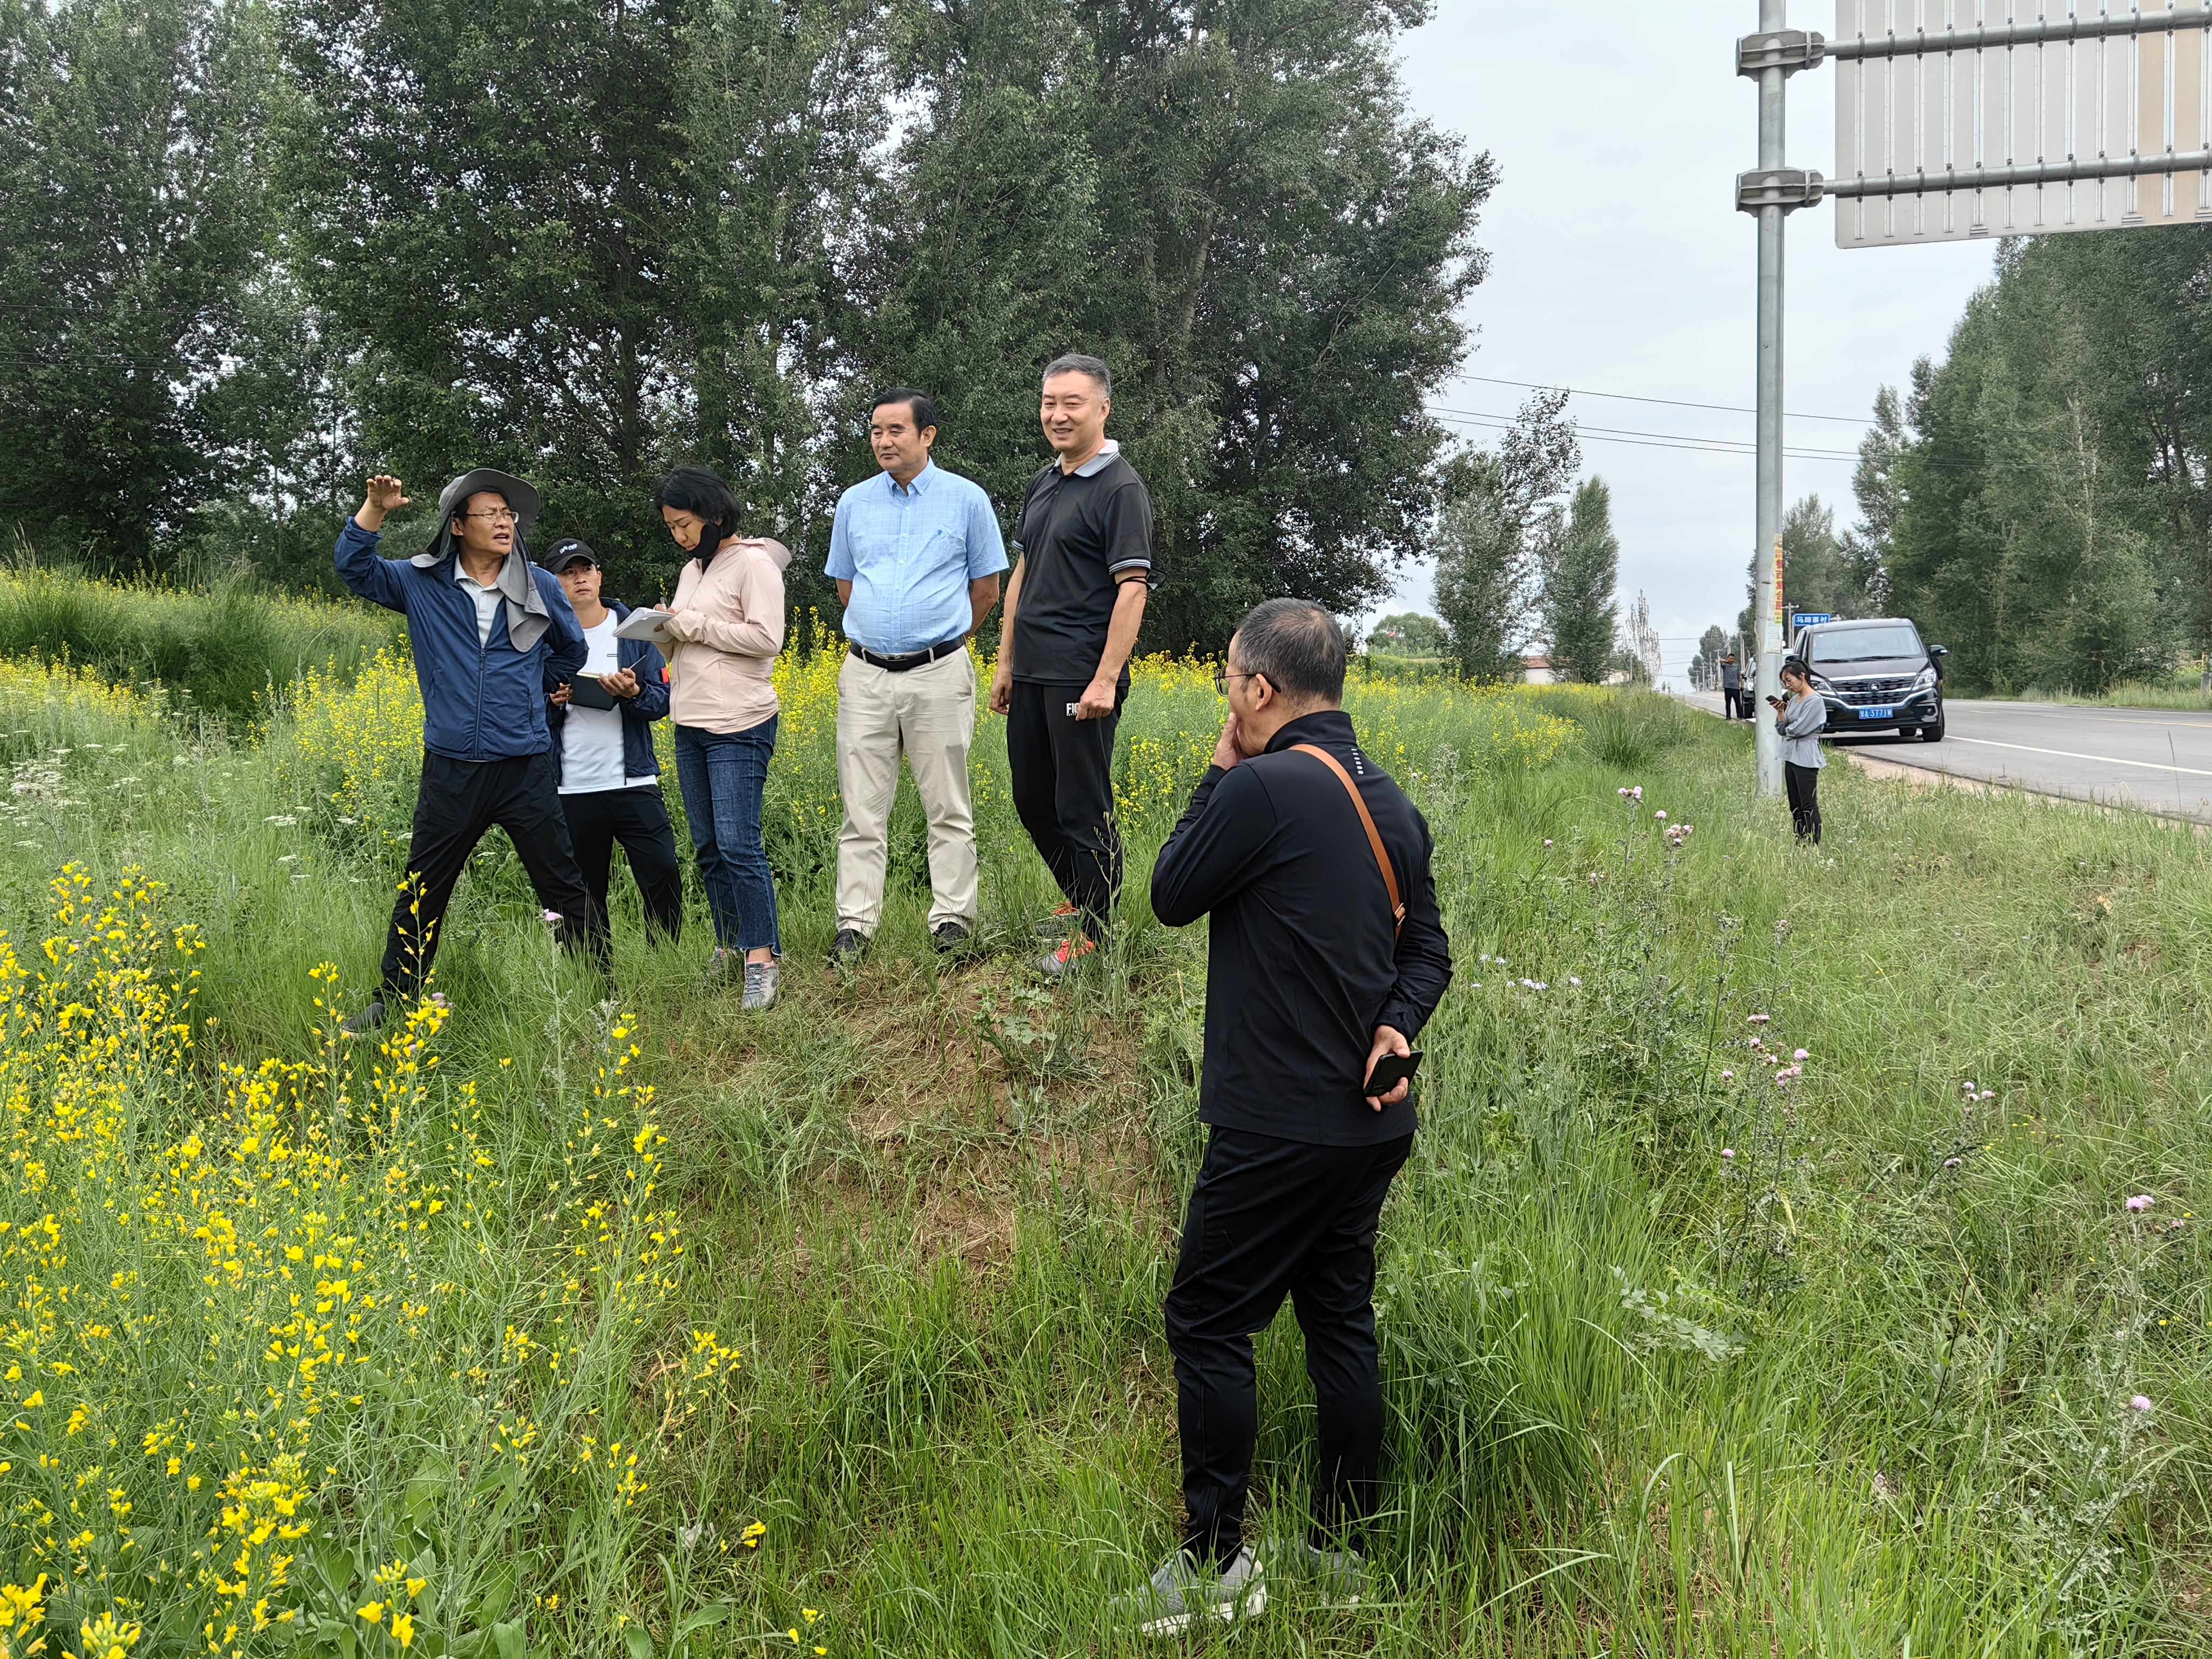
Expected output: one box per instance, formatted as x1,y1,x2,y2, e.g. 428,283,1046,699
0,564,399,724
0,605,2207,1653
2002,678,2212,711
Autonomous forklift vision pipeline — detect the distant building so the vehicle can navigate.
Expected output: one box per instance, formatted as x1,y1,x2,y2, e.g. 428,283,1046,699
1520,655,1557,685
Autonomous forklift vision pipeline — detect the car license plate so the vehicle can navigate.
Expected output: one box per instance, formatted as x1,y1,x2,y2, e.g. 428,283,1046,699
1857,706,1893,720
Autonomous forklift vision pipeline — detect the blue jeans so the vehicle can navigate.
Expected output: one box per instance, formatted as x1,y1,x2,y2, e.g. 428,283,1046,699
674,717,780,955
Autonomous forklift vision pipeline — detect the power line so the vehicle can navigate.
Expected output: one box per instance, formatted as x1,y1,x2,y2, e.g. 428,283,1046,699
1448,370,1879,427
1433,411,1861,464
1435,406,1864,458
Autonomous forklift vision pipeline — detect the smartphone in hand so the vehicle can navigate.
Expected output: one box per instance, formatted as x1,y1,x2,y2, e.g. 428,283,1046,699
1365,1049,1423,1098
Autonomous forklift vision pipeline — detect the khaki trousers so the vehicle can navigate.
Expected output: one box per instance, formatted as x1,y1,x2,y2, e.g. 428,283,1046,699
835,648,979,933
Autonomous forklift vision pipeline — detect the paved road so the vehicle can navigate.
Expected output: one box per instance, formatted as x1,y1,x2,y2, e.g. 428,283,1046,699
1681,691,2212,822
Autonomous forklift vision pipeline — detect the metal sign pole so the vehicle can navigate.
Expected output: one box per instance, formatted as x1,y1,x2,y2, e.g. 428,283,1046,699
1750,0,1788,798
1735,3,1823,798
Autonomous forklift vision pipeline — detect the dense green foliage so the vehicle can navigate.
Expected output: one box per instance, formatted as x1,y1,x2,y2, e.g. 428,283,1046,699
0,0,290,562
867,0,1493,650
0,0,1489,650
1369,611,1450,657
1861,228,2212,693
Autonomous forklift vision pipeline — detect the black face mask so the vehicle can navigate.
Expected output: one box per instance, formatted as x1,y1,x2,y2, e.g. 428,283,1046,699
691,516,734,570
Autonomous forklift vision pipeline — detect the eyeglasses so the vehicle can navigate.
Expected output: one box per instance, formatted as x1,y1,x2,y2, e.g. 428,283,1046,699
463,508,518,524
1213,669,1259,694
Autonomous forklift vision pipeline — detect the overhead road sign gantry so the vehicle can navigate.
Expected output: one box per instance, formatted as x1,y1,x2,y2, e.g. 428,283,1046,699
1834,2,2212,249
1730,3,2210,798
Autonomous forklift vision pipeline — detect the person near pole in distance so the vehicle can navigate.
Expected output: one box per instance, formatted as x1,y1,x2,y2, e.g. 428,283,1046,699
987,353,1156,977
1769,655,1826,845
542,538,685,949
1123,599,1454,1636
656,467,791,1010
1719,652,1744,718
331,471,603,1035
823,388,1008,966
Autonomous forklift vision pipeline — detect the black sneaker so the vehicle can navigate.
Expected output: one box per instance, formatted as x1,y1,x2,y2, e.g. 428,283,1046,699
829,928,868,968
930,919,973,955
339,999,387,1037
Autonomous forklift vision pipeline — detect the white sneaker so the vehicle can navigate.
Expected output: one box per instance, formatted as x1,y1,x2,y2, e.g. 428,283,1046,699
1303,1543,1364,1608
1114,1546,1265,1638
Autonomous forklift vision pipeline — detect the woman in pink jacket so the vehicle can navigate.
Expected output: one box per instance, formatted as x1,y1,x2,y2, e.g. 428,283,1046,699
656,467,792,1010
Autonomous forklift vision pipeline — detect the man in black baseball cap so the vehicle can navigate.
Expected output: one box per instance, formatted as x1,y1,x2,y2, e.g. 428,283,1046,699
542,537,685,948
332,469,602,1031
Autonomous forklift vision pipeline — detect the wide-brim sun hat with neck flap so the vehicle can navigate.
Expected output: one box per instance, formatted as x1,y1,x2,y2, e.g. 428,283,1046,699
436,468,542,535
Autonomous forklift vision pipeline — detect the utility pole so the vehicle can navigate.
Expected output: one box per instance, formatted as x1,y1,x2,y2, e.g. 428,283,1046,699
1736,3,1823,798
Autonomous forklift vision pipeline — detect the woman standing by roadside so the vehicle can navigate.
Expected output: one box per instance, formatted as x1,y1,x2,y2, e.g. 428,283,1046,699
657,467,791,1009
1769,655,1826,846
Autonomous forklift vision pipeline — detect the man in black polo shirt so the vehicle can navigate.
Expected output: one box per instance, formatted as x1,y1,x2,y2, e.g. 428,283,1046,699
988,352,1156,976
1118,598,1452,1636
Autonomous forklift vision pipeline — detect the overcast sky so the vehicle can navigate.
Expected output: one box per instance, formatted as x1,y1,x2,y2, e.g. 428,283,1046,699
1382,1,2001,681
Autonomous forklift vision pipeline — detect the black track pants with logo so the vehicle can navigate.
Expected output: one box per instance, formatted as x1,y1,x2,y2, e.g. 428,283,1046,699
1005,678,1124,935
1164,1125,1415,1567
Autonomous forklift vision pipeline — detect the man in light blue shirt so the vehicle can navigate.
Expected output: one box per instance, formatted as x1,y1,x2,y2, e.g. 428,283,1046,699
824,388,1009,961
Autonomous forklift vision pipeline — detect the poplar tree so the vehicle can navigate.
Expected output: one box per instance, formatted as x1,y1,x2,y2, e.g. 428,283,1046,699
1541,477,1619,685
864,0,1494,651
0,0,279,565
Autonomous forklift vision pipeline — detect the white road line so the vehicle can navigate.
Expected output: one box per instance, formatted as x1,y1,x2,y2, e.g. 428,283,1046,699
1967,707,2212,732
1944,736,2212,778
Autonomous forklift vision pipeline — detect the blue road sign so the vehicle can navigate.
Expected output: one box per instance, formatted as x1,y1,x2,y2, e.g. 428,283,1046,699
1792,612,1833,628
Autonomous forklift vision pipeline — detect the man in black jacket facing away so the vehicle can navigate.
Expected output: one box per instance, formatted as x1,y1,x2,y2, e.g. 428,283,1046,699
1122,599,1453,1636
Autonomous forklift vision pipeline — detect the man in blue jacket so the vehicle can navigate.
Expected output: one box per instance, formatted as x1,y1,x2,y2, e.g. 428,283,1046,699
542,538,684,945
334,470,602,1033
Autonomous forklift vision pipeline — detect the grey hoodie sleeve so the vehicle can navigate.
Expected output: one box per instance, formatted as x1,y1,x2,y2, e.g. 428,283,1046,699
1778,693,1825,739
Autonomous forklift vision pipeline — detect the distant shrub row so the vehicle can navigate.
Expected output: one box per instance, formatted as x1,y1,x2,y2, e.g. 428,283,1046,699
0,566,400,724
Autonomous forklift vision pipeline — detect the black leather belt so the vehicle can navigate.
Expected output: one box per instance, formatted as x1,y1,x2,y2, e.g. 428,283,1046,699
849,639,965,673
